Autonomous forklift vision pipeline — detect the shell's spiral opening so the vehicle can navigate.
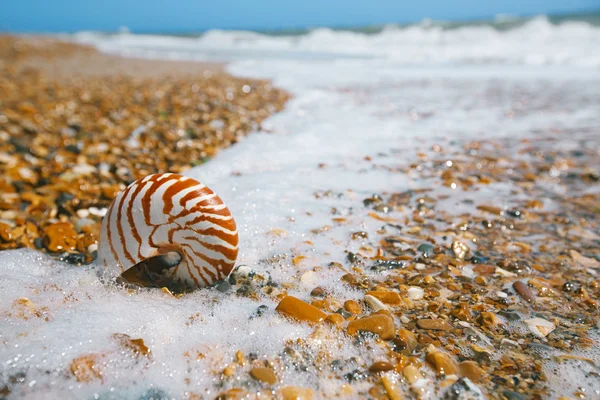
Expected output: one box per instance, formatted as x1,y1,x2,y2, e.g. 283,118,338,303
117,251,186,292
98,173,239,290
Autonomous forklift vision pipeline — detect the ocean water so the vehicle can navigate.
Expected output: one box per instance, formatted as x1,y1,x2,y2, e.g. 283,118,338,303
70,15,600,66
2,16,600,399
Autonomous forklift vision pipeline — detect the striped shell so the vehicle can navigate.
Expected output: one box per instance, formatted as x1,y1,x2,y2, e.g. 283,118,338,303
98,173,239,289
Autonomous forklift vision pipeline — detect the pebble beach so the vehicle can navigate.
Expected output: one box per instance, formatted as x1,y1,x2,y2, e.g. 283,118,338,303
0,36,288,262
1,18,600,400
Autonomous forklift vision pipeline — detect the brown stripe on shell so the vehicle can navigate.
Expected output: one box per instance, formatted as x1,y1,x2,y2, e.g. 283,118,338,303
126,178,147,260
105,200,122,271
162,177,199,216
116,183,137,265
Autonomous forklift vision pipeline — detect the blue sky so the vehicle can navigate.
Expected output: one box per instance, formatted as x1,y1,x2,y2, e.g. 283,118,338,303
3,0,599,33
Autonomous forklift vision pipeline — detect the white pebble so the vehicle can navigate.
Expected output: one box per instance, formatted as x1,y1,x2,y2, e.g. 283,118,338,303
71,164,96,176
408,286,424,300
76,209,90,218
364,294,388,311
233,265,253,278
18,167,34,180
88,207,107,217
495,267,517,277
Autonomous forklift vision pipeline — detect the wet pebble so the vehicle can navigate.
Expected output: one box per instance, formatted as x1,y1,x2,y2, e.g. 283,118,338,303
417,243,435,257
368,361,395,373
513,281,535,303
443,378,484,400
276,296,326,324
426,348,459,376
364,294,389,311
392,328,419,354
344,300,361,315
45,222,77,252
215,280,231,293
524,317,555,338
417,318,452,331
365,290,401,305
459,361,486,383
59,252,88,265
74,218,96,233
280,386,314,400
335,308,353,319
347,314,395,339
250,367,277,385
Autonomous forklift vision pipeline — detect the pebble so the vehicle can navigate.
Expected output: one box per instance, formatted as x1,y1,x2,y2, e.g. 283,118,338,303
524,317,556,338
477,312,501,328
470,345,493,365
417,319,453,331
88,207,108,217
75,218,96,233
393,328,419,353
365,290,401,305
76,208,90,218
0,222,12,242
495,267,517,277
341,273,358,285
325,313,344,325
310,286,326,297
60,252,88,265
276,296,326,324
45,222,77,252
407,286,424,300
426,348,459,376
459,361,485,383
335,308,353,319
443,378,484,400
364,294,389,311
249,367,277,385
402,364,426,389
69,354,102,382
452,240,469,260
451,302,472,322
368,361,395,373
503,390,527,400
343,300,361,315
512,281,535,303
417,243,435,257
347,314,395,339
280,386,314,400
231,265,254,279
380,375,403,400
215,280,231,293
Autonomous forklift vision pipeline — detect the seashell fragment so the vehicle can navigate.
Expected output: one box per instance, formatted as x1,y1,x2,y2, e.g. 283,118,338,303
524,317,555,338
97,173,239,289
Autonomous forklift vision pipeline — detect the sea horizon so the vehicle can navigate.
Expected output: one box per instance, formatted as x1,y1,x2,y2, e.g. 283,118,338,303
4,8,600,36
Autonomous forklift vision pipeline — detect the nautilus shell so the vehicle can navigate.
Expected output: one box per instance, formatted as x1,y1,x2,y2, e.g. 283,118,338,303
97,173,239,289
